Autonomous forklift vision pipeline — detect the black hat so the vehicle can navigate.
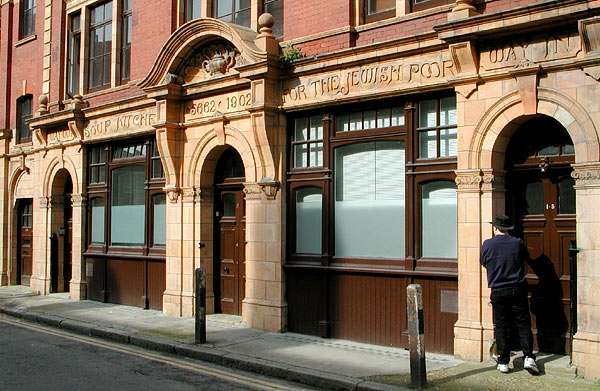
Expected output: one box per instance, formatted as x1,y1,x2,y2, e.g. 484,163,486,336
491,215,514,231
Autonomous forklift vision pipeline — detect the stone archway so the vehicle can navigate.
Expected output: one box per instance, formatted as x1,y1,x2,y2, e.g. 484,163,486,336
49,169,73,293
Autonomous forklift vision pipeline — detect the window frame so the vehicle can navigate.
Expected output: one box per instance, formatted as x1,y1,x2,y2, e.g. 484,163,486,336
287,94,458,274
16,95,33,144
363,0,396,24
213,0,251,28
120,0,132,84
415,97,458,161
67,12,82,97
85,138,166,257
19,0,36,39
87,1,113,93
411,0,455,12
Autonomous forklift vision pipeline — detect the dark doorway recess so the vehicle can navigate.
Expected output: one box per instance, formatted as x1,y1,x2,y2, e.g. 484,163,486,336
214,147,246,315
17,199,33,286
506,116,576,355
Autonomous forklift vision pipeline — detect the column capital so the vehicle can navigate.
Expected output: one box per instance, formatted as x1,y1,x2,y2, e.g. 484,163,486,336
71,193,86,207
572,163,600,188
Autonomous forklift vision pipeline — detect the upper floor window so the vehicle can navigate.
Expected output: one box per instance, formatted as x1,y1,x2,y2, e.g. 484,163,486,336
364,0,395,23
19,0,36,39
17,95,33,144
263,0,282,38
67,13,81,96
292,116,323,169
88,1,113,91
412,0,455,12
214,0,250,28
184,0,202,22
121,0,132,83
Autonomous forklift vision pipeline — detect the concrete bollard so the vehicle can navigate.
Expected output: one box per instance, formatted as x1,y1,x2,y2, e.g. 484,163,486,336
195,268,206,344
407,283,426,389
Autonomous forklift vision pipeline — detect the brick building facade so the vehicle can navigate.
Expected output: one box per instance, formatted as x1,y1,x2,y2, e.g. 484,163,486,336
2,0,600,379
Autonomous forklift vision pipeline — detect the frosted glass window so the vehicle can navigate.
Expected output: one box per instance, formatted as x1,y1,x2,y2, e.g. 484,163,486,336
440,97,457,126
419,130,437,158
422,182,457,258
295,188,322,254
153,194,166,246
91,197,105,244
111,166,145,246
419,100,437,127
334,141,405,258
440,128,457,157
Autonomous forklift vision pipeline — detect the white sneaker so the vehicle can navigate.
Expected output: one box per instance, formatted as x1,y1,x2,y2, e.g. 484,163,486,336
497,363,509,373
524,357,539,374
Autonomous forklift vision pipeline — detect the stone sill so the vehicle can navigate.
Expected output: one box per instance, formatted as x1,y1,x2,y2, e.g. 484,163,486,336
15,34,37,47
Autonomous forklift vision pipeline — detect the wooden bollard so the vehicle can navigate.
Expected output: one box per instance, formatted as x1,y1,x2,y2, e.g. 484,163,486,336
195,268,206,344
407,284,426,389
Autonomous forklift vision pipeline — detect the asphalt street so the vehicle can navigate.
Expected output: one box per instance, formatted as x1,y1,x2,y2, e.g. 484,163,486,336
0,317,317,391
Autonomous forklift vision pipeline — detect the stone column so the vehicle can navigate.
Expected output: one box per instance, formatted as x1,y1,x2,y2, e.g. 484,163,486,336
242,182,287,332
70,194,86,299
30,196,51,294
162,187,183,316
453,169,505,361
180,187,199,316
571,163,600,379
198,187,215,313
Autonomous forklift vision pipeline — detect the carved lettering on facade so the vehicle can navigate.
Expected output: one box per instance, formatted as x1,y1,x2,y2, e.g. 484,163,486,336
84,109,157,139
481,32,582,71
184,90,252,121
282,54,456,106
48,129,75,144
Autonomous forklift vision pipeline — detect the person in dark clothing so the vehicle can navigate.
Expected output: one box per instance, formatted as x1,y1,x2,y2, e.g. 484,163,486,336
480,215,539,374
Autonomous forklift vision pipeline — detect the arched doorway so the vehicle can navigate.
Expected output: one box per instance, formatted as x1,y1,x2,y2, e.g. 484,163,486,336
50,170,73,293
505,116,575,354
16,199,33,286
214,147,246,315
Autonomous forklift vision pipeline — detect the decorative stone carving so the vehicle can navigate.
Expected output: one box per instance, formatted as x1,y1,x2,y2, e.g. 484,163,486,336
258,178,280,200
71,194,86,208
164,185,181,203
583,66,600,82
572,164,600,186
455,173,482,190
257,13,275,38
243,183,263,200
181,42,241,83
455,83,479,99
39,196,50,209
37,94,49,115
579,17,600,54
448,0,478,21
182,187,201,203
164,72,184,85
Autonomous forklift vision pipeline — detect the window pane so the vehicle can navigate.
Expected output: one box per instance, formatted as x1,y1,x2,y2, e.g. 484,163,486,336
222,193,236,217
524,180,544,215
558,177,575,215
422,182,457,258
377,108,390,128
562,143,575,155
216,0,232,18
440,128,457,157
264,0,283,37
123,0,132,12
364,110,376,129
185,0,202,21
309,142,323,167
309,115,323,139
99,165,105,183
391,107,404,126
538,144,559,156
419,130,437,158
294,118,307,141
91,167,98,183
368,0,395,14
153,194,166,246
91,198,105,244
295,187,322,254
349,112,362,131
111,166,145,246
334,141,405,258
336,114,349,132
152,159,164,179
294,144,307,168
419,100,436,128
235,8,251,27
440,97,457,126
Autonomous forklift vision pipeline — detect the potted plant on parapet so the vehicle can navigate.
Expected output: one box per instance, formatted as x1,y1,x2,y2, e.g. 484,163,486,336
280,43,304,66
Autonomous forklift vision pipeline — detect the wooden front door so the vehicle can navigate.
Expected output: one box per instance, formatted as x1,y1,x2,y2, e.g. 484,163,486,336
510,167,575,354
17,199,33,286
218,188,246,315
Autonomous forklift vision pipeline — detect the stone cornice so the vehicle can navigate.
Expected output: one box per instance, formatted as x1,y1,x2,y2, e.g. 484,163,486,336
434,0,598,43
572,163,600,187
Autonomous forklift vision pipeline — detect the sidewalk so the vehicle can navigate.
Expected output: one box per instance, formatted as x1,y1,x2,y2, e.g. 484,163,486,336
0,286,593,391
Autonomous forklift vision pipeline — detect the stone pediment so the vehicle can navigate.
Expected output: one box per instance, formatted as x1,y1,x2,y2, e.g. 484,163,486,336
138,18,267,89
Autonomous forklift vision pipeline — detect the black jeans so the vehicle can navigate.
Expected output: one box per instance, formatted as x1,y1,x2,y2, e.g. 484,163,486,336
491,285,535,365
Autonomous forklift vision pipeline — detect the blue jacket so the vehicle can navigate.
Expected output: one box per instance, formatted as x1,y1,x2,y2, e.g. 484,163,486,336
480,234,529,290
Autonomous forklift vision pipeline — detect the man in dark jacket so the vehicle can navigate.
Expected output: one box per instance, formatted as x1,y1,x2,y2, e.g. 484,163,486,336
480,215,539,374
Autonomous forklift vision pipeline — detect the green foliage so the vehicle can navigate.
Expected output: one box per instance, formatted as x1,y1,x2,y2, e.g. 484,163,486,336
280,43,304,64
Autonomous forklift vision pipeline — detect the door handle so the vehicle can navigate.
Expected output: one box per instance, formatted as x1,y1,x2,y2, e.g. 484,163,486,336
223,267,230,273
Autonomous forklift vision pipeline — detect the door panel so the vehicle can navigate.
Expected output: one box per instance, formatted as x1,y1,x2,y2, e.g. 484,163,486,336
18,200,33,286
512,169,574,354
218,189,245,315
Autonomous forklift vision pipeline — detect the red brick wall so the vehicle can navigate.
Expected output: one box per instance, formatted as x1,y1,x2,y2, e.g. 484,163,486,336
355,12,447,47
482,0,542,14
284,0,352,41
129,0,175,81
